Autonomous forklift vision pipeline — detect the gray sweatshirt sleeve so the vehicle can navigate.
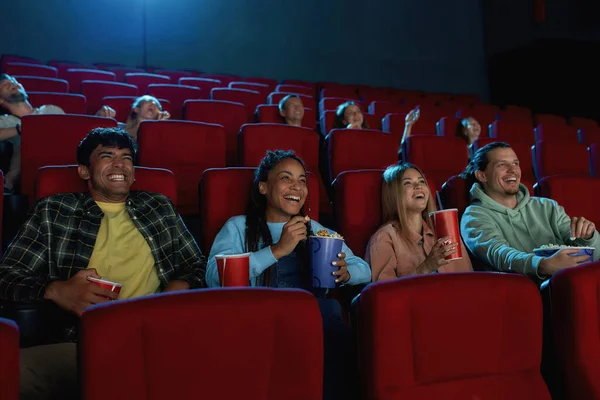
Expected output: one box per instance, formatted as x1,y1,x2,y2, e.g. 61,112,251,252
555,202,600,261
461,206,543,276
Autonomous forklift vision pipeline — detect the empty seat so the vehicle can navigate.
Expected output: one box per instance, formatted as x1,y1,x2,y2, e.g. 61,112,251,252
436,116,461,138
124,73,171,95
490,120,535,144
26,92,86,114
137,120,226,215
383,113,438,142
368,101,412,120
357,273,550,399
20,114,117,201
500,105,534,125
13,76,69,93
268,92,316,113
275,84,314,97
104,66,145,82
184,100,247,166
535,114,567,126
533,141,590,180
153,69,194,83
81,81,138,115
51,61,97,77
200,73,241,86
244,77,278,91
333,170,383,257
80,289,324,400
4,62,57,78
179,77,223,99
326,129,398,182
63,69,116,93
535,175,600,227
569,116,598,130
403,136,468,186
36,165,178,204
211,88,263,122
147,84,202,120
1,54,42,70
101,96,171,124
534,124,579,143
0,318,19,400
201,168,319,253
229,82,271,101
551,262,600,400
255,104,316,130
320,88,360,101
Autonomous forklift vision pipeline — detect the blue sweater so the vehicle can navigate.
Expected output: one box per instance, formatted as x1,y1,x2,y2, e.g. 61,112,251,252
206,216,371,288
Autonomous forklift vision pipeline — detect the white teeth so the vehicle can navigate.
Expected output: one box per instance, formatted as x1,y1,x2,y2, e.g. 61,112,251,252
284,195,300,202
108,174,125,181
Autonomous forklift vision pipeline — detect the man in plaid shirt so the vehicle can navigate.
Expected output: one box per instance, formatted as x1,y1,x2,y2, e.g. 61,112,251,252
1,127,206,399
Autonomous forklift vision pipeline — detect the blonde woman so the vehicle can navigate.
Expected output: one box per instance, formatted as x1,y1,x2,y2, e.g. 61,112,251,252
365,163,472,281
124,95,170,141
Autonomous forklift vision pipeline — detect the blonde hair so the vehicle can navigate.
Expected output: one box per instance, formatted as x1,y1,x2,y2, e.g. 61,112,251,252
381,163,436,241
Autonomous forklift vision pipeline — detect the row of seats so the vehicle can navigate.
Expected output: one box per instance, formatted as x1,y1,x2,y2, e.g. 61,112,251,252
5,266,600,399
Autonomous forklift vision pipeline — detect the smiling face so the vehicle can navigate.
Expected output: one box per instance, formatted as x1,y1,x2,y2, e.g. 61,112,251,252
0,75,27,105
77,145,135,203
259,158,308,222
401,168,430,214
464,117,481,143
343,104,364,127
280,97,304,126
475,147,521,202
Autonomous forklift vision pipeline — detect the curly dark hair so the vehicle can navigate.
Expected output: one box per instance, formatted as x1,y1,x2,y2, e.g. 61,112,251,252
77,127,137,167
245,149,314,287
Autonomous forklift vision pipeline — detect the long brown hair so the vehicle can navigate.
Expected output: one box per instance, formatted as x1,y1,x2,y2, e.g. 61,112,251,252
381,163,436,241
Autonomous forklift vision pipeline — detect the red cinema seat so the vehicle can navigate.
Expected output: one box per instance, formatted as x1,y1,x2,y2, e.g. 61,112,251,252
4,62,57,78
255,104,316,130
36,165,177,204
200,73,241,86
403,136,469,186
436,116,461,138
369,101,413,121
320,88,360,101
20,114,117,202
51,61,97,77
534,175,600,227
0,318,19,400
1,55,42,70
81,81,138,115
229,82,271,101
200,168,319,253
578,127,600,145
533,141,590,180
184,100,247,166
153,69,194,83
589,143,600,176
333,170,383,258
26,92,86,114
137,120,226,215
319,98,366,114
211,88,262,122
124,73,171,95
63,69,116,93
551,262,600,400
268,92,317,114
326,129,398,182
358,273,550,400
179,78,224,99
275,84,314,97
101,96,171,124
244,77,278,91
569,116,598,130
147,84,202,120
13,76,69,93
104,67,145,82
534,114,567,126
490,120,535,144
500,105,533,125
534,124,579,143
80,289,323,400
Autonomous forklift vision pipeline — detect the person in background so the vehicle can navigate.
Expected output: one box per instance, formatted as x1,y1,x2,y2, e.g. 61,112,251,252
124,95,170,141
366,163,472,281
333,101,369,129
456,116,481,146
278,94,305,127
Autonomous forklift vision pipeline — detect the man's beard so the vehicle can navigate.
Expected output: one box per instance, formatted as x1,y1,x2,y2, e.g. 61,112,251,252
4,91,27,104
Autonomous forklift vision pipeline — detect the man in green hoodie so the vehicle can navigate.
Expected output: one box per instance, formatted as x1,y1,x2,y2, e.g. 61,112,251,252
460,142,599,281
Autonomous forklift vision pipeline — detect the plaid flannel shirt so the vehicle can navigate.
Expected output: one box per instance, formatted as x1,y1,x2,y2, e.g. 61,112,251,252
0,191,206,340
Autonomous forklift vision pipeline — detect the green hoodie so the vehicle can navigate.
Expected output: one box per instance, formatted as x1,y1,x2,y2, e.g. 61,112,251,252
460,183,600,277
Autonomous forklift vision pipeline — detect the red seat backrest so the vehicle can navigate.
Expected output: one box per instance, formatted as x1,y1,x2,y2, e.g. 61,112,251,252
275,84,314,97
35,165,178,204
183,100,247,166
533,140,590,180
80,289,324,400
153,69,194,83
244,77,278,91
81,81,138,115
211,88,263,122
179,78,223,99
229,82,271,101
490,120,535,144
0,318,19,400
369,102,412,120
534,113,567,126
255,104,316,130
358,273,550,400
137,120,226,215
5,62,57,78
63,68,116,93
200,167,319,253
104,67,145,82
333,170,383,257
147,84,202,120
20,114,117,202
124,73,171,95
320,88,360,101
551,262,600,399
403,136,469,186
13,76,69,93
534,124,579,143
569,116,598,130
326,129,398,182
200,73,241,86
26,92,87,114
